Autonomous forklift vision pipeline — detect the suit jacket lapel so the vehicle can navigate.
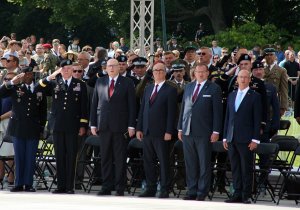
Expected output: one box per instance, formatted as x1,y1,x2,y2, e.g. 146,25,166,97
194,81,210,103
110,76,121,98
236,89,251,112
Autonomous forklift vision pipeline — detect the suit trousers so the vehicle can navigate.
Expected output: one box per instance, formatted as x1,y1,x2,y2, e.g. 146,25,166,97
99,130,127,192
143,136,170,192
228,142,254,199
53,131,78,191
13,137,39,187
182,135,212,196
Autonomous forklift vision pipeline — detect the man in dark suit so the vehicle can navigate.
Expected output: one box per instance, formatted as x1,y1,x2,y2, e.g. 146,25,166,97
136,62,177,198
90,58,136,196
0,67,47,192
178,64,222,201
38,59,88,194
223,70,262,204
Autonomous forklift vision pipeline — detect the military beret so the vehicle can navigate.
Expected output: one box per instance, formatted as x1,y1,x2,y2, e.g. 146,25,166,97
263,48,276,54
171,59,186,70
42,43,52,49
237,54,251,65
132,57,148,66
116,55,127,63
60,59,73,67
21,66,33,73
251,60,264,70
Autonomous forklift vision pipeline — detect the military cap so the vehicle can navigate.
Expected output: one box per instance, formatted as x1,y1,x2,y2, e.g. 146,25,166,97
156,37,161,41
263,48,276,55
60,59,73,67
42,43,52,49
0,56,7,60
21,66,33,73
171,59,186,71
183,41,198,53
132,57,148,66
237,54,251,65
116,55,127,63
251,60,264,70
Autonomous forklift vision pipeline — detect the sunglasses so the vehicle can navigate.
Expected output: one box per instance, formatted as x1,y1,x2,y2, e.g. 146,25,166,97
26,52,32,55
73,70,83,73
198,52,206,56
3,77,12,81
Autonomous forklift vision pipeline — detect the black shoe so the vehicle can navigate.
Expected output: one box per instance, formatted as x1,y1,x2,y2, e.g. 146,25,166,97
10,186,23,192
66,190,75,194
138,190,156,197
115,190,124,196
183,195,197,200
225,195,243,203
52,189,66,194
157,191,169,198
97,189,111,196
242,197,251,204
75,184,82,190
24,186,36,192
196,195,206,201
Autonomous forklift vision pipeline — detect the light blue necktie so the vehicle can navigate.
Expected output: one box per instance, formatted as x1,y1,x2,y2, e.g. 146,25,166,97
235,91,243,111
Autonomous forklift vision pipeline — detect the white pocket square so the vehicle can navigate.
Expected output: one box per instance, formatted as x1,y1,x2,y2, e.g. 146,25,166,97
203,95,211,97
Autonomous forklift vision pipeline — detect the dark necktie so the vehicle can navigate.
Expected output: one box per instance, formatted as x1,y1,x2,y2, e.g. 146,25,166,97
65,80,68,90
150,84,159,104
109,79,115,97
192,83,201,102
27,85,31,93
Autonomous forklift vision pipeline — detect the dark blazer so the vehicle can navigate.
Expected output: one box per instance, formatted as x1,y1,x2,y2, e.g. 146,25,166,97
223,88,262,143
38,77,88,133
0,83,47,139
178,80,222,136
137,82,177,137
265,82,280,130
90,75,136,133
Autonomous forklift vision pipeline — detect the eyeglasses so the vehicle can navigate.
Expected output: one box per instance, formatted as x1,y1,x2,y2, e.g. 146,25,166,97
3,77,12,81
213,57,219,60
26,52,32,55
153,69,165,72
73,70,83,73
107,64,119,68
198,52,206,56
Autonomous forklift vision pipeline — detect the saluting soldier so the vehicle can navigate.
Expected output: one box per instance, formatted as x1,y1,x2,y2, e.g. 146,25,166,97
37,59,88,194
263,48,289,116
40,43,58,75
0,67,47,192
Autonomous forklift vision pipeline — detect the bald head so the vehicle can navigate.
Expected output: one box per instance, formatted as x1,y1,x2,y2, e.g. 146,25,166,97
237,70,251,90
106,59,120,78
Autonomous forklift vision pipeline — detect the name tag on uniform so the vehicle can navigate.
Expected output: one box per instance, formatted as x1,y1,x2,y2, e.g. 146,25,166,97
203,95,211,97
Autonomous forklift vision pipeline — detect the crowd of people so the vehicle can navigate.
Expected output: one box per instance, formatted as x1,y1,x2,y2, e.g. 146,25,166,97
0,31,300,204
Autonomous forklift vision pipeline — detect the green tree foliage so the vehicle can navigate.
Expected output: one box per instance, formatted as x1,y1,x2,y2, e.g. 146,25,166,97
200,21,300,50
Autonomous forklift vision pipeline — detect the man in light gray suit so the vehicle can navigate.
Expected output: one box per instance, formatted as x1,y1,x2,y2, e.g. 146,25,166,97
178,63,222,201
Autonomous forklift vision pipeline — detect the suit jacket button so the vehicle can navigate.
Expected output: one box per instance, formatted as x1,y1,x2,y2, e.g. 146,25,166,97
63,107,66,110
28,108,30,111
29,98,31,100
65,93,68,96
65,97,67,100
27,114,29,116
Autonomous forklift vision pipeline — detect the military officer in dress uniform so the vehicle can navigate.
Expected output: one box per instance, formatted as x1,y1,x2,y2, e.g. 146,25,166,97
117,55,139,86
263,48,289,116
37,59,88,194
0,66,47,192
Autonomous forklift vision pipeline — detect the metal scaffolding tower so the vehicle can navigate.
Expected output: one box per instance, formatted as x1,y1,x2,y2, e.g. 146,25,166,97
130,0,154,57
